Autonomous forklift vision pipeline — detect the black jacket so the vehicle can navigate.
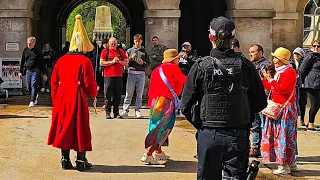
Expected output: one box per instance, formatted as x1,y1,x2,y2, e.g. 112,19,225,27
126,46,150,72
20,47,45,75
300,52,320,89
181,48,267,129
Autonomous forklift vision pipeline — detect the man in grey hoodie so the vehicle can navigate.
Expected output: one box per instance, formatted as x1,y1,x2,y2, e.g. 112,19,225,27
120,34,150,118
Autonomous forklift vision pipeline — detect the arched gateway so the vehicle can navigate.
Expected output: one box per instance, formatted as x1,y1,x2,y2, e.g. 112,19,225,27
0,0,313,62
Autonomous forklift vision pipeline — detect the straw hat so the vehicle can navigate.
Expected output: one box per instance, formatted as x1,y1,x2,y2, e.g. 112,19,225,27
69,15,94,53
162,49,179,63
271,47,291,65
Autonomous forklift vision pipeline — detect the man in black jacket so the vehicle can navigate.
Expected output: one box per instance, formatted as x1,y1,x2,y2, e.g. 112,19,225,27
119,34,150,118
19,37,47,107
178,42,198,76
181,17,267,179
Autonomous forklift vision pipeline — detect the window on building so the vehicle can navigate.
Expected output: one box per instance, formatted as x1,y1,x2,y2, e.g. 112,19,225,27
304,0,320,47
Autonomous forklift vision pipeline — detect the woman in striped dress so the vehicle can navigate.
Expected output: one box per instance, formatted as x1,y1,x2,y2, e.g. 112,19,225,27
141,49,186,164
261,47,298,175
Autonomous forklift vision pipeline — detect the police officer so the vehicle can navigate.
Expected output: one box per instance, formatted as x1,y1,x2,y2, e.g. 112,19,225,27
181,17,267,180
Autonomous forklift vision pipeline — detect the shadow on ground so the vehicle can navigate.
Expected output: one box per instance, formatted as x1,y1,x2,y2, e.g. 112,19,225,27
0,115,48,119
2,93,151,108
86,160,197,174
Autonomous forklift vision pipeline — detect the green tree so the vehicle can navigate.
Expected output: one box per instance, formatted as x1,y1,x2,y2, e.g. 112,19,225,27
66,1,126,44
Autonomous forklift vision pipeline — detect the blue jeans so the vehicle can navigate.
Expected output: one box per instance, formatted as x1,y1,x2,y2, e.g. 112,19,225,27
251,113,263,150
26,70,39,102
123,73,145,112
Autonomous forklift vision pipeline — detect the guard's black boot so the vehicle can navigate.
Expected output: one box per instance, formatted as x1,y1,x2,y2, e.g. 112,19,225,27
61,158,73,170
61,150,73,170
75,160,92,171
76,152,92,171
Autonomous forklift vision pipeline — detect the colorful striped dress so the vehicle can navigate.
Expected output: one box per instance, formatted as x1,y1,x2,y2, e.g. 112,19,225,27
261,65,298,165
145,96,176,148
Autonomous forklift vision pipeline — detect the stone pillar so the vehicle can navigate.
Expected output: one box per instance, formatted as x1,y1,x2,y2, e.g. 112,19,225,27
144,10,180,51
126,26,131,48
0,10,33,58
226,9,275,60
273,12,300,51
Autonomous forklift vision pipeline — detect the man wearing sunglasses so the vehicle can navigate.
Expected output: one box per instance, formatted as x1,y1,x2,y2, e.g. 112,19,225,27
300,40,320,132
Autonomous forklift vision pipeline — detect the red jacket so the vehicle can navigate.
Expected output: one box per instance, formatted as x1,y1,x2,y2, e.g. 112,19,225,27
48,52,97,152
148,63,186,106
263,66,296,104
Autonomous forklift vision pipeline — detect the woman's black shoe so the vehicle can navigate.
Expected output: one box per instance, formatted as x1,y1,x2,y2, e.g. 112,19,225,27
75,160,92,171
61,158,73,170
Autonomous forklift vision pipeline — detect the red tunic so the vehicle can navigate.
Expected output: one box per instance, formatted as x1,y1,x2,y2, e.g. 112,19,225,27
47,52,97,152
263,67,296,104
148,63,186,106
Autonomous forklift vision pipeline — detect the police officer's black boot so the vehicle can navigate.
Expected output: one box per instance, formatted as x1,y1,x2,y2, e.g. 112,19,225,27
61,150,73,170
75,151,92,171
105,100,112,119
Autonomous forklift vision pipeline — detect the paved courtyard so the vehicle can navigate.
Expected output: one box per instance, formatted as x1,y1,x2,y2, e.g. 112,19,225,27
0,94,320,180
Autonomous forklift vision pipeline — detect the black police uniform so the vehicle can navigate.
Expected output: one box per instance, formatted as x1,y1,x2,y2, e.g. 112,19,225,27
181,48,267,180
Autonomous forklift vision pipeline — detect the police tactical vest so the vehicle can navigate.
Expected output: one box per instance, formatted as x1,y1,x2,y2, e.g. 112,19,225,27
198,56,250,127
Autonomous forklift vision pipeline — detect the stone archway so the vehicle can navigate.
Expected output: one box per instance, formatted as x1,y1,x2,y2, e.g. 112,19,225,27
179,0,227,56
29,0,145,56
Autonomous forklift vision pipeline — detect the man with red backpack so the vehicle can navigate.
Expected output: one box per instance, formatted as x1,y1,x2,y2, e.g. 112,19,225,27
100,37,128,119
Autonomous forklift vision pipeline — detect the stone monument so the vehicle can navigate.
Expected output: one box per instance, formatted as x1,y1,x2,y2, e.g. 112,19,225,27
93,5,114,41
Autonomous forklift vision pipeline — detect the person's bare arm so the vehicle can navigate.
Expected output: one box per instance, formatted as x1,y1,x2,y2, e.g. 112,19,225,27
119,57,128,67
100,58,116,66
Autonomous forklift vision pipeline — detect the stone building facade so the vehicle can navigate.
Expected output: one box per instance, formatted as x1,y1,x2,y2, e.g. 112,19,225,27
0,0,314,61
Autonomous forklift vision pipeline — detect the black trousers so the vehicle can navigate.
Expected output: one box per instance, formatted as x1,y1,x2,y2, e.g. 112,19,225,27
308,89,320,124
299,88,308,122
197,128,249,180
61,150,86,160
104,77,123,115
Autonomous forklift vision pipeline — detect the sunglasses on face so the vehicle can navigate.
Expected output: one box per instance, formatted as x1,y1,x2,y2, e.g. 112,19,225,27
313,45,320,48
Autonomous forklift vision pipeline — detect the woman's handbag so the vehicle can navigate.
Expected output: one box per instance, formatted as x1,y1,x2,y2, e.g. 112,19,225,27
262,89,295,120
159,67,182,109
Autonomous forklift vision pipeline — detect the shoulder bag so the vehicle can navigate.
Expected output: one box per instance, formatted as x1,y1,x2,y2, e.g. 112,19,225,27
262,89,295,120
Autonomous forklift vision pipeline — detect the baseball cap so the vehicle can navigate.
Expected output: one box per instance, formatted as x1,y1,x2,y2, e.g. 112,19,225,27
181,42,191,47
209,16,235,37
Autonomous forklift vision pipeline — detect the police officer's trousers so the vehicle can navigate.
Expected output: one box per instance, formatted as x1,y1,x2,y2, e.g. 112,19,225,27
197,127,250,180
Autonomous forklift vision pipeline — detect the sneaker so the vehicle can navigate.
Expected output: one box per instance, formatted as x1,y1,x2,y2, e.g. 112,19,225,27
34,94,39,105
113,113,120,119
28,101,35,107
46,89,50,93
249,148,261,158
153,151,170,161
273,165,291,175
106,114,113,119
141,153,159,165
135,111,142,118
40,88,45,92
307,128,320,132
300,121,305,127
290,163,299,172
119,111,129,118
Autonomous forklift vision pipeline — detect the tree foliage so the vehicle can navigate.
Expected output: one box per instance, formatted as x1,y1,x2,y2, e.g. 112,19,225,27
66,1,126,44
